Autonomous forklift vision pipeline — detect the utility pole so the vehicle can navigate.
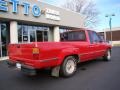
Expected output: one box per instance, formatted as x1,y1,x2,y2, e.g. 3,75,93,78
105,14,115,45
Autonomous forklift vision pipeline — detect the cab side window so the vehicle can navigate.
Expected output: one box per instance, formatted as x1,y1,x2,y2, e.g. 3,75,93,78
88,31,93,44
88,31,101,44
92,32,101,43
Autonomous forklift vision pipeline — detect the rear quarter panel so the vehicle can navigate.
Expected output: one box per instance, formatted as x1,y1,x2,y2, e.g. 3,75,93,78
8,43,35,60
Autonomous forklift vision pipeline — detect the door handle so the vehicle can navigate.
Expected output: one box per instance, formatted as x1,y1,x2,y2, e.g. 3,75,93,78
89,45,94,47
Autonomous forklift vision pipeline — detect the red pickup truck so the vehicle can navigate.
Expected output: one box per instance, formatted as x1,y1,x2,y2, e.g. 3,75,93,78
7,29,111,77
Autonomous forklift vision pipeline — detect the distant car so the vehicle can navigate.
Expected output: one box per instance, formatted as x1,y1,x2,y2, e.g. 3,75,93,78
7,29,111,77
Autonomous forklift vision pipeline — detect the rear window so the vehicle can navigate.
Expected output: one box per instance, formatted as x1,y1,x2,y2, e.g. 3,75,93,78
61,31,86,41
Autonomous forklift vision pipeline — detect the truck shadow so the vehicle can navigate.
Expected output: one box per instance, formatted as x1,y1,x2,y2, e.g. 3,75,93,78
17,58,106,79
2,58,112,89
77,59,105,71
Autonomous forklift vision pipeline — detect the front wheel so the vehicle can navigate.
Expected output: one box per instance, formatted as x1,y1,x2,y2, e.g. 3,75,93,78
103,50,111,61
60,56,77,77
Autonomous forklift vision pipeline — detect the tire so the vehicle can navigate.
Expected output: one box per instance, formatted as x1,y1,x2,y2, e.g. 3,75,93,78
103,50,111,61
60,56,77,77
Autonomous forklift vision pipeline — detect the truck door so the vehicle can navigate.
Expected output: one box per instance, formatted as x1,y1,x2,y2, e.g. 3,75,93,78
88,31,104,59
87,31,100,60
94,32,106,57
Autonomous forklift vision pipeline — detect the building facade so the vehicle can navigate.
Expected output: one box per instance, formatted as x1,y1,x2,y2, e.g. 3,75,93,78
99,27,120,46
0,0,85,59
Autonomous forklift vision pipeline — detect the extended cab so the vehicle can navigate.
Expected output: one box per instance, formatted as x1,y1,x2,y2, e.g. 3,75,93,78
7,30,111,77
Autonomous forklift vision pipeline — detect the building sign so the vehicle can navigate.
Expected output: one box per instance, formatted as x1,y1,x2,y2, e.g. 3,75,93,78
0,0,61,21
45,8,61,21
0,0,41,17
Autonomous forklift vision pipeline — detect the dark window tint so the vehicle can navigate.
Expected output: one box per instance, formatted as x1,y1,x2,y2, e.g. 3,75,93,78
61,31,86,41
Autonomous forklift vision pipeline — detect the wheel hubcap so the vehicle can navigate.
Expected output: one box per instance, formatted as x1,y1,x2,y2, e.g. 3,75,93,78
66,60,76,74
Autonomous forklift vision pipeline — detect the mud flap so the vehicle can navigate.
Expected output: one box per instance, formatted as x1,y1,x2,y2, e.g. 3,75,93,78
51,66,60,77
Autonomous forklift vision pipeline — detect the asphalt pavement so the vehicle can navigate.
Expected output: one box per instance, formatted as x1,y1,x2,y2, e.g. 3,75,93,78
0,47,120,90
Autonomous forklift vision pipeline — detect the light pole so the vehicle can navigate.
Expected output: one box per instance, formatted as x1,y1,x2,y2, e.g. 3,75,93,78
105,14,115,45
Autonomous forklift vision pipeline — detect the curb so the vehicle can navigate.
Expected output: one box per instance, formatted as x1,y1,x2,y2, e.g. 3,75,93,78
0,57,9,61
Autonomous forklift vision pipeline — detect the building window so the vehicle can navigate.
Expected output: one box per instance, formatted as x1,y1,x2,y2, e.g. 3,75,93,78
0,23,8,58
18,25,22,42
18,24,49,43
44,31,48,41
29,26,35,42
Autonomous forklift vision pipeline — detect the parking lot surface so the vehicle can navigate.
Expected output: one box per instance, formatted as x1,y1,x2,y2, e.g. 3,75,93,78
0,47,120,90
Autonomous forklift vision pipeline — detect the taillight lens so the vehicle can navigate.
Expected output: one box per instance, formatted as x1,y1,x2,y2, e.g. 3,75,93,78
32,48,39,54
32,48,39,60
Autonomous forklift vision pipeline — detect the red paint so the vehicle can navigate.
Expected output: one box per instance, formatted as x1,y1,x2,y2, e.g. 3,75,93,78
8,30,111,69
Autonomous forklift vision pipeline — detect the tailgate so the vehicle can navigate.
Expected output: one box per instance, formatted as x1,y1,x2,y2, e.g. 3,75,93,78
8,43,35,61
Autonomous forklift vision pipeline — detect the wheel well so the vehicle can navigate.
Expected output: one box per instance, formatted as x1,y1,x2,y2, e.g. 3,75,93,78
108,48,112,52
63,54,80,63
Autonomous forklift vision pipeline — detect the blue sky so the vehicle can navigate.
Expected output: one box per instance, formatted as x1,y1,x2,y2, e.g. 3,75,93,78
40,0,120,31
96,0,120,31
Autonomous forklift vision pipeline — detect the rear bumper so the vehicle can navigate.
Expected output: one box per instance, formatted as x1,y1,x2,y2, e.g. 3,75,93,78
9,57,60,69
7,60,36,75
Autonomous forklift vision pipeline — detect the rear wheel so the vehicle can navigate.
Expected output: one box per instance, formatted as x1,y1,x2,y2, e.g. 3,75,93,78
60,56,77,77
103,50,111,61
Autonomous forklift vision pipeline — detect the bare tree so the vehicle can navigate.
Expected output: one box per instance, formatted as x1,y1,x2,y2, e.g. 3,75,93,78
63,0,99,28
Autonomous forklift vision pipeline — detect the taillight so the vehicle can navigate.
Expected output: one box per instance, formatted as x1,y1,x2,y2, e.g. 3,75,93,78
32,48,39,60
32,48,39,54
